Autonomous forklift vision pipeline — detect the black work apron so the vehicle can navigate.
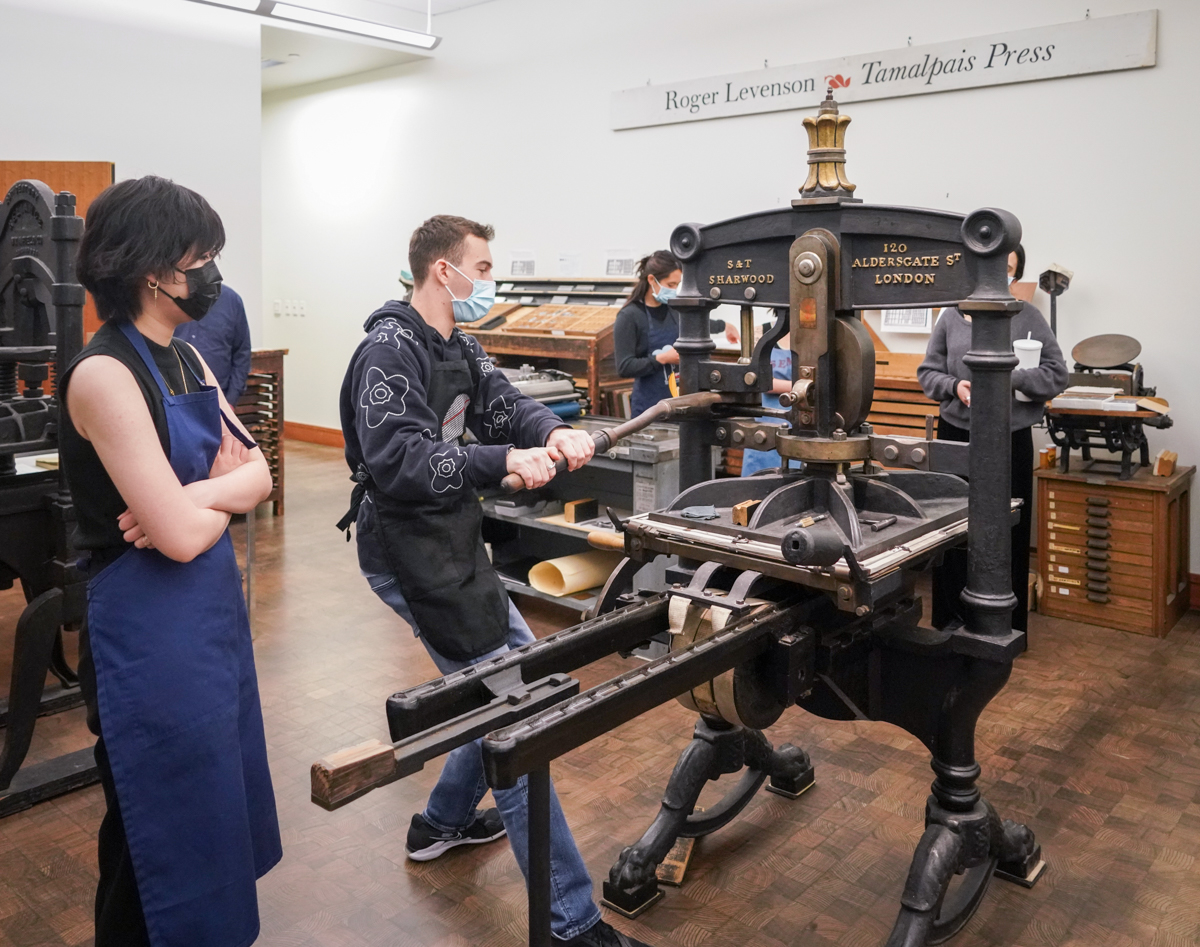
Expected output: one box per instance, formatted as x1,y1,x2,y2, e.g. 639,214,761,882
370,325,510,661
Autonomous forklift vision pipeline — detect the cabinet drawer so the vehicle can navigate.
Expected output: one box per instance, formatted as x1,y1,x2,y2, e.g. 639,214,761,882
1045,508,1153,540
1042,564,1152,600
1044,487,1154,515
1045,503,1154,531
1043,539,1152,568
1040,585,1153,633
1043,549,1153,582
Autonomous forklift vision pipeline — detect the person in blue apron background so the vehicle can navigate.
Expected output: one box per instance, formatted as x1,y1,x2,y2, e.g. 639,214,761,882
740,336,795,476
613,251,736,418
338,215,653,947
62,176,281,947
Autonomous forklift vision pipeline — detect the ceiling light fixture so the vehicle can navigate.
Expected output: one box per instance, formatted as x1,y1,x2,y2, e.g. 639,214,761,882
185,1,440,51
270,3,440,49
200,0,263,10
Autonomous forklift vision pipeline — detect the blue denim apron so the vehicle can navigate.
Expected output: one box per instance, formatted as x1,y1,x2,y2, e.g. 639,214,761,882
86,323,281,947
630,302,679,417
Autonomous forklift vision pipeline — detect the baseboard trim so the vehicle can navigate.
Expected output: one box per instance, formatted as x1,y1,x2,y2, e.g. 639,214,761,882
1191,574,1200,610
284,421,344,449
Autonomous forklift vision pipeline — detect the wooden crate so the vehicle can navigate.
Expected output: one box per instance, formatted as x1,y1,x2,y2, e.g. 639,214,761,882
1035,465,1192,636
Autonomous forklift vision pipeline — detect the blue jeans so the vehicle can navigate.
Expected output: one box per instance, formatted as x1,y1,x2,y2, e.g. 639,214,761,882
366,572,601,940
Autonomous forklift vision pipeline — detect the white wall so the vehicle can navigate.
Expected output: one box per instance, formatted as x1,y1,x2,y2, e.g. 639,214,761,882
0,0,263,341
262,0,1200,560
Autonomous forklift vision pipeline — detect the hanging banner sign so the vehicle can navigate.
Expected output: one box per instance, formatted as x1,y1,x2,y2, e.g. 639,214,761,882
611,11,1156,130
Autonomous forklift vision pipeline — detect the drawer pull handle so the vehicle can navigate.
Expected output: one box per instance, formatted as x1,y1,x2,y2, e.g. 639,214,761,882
1087,581,1110,593
1086,571,1109,582
1086,496,1110,506
1087,593,1109,604
1086,552,1110,562
1086,517,1110,528
1086,528,1110,539
1087,539,1110,550
1086,506,1109,517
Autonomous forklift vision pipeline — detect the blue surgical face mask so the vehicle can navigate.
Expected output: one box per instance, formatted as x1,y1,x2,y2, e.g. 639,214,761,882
650,275,678,305
1007,275,1015,285
444,260,496,322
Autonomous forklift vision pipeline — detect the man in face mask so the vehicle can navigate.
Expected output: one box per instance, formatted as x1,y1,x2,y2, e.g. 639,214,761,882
338,217,652,947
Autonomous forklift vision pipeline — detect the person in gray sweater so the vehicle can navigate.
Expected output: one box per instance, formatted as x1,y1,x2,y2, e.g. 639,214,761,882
917,263,1068,634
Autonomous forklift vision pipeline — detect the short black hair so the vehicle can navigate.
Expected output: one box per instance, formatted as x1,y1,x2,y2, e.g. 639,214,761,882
1012,243,1025,281
77,176,225,324
408,215,494,287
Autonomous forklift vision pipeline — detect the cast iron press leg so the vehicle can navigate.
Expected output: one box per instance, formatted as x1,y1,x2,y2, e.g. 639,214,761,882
528,765,552,947
0,589,64,789
605,717,815,918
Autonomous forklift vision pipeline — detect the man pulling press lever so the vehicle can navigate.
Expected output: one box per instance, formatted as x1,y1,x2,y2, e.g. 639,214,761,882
338,215,653,947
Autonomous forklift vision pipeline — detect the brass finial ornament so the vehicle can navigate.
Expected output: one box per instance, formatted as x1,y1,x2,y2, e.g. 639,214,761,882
799,89,856,200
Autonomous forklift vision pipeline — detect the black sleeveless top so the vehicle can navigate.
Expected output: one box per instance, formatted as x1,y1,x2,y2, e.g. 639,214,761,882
59,321,206,565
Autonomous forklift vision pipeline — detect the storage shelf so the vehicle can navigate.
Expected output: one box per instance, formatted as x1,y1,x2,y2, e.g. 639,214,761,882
499,575,599,613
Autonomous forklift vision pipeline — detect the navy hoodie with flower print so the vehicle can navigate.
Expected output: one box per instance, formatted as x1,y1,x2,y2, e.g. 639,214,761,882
340,300,566,576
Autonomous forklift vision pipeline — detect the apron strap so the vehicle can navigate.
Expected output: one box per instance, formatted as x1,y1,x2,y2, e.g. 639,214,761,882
221,410,258,450
118,321,172,397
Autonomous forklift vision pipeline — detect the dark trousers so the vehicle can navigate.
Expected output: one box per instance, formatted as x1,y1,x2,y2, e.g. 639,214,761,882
80,627,151,947
931,418,1034,634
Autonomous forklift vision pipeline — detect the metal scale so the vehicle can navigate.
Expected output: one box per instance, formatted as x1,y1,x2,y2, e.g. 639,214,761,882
312,94,1043,947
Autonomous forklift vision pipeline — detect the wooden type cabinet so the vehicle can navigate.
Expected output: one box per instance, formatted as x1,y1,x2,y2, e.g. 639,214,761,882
1036,465,1192,636
236,349,287,515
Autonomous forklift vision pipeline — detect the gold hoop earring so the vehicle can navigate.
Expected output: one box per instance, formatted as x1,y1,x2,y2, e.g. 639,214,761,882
148,278,159,300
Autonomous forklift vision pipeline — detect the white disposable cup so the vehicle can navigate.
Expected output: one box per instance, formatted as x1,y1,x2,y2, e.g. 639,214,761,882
1013,338,1042,402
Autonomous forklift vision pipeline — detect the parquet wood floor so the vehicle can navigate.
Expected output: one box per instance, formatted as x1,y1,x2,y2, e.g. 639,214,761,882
2,441,1199,947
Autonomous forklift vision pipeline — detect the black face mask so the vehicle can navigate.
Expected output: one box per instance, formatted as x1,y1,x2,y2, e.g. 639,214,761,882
160,260,223,321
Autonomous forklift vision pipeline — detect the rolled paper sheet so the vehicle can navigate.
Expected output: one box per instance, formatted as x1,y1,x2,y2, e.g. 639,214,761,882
528,551,623,596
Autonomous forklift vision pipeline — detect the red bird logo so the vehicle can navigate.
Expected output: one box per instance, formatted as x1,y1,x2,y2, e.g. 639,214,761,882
825,74,851,89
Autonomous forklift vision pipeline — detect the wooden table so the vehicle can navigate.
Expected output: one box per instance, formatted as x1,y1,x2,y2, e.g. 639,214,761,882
1035,464,1192,636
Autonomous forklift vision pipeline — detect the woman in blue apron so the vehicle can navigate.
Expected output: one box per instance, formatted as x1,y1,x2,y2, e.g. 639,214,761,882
61,176,281,947
613,251,736,417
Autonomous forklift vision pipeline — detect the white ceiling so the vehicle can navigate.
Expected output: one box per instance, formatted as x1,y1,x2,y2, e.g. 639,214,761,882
261,24,425,92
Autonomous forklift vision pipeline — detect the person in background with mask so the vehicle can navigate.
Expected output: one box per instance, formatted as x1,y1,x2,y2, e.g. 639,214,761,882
337,215,654,947
173,283,253,407
917,244,1067,635
614,251,737,417
61,176,280,947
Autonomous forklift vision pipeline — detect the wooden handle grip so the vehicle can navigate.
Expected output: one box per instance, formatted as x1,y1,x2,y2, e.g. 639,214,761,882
311,739,397,810
587,530,626,552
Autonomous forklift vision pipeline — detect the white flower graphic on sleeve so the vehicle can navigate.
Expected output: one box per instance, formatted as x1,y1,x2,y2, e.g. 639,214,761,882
372,318,414,348
485,395,515,438
359,366,410,428
429,446,468,493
